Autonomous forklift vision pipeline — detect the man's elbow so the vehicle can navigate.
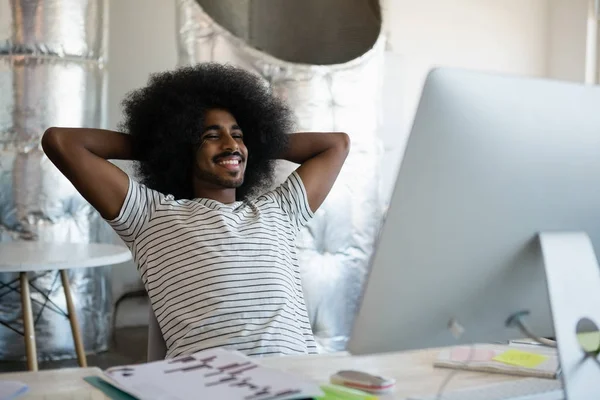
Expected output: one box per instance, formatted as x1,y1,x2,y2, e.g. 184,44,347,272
41,127,70,157
335,132,351,154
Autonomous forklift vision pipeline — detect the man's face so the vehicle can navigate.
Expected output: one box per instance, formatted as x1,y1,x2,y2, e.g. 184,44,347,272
193,108,248,190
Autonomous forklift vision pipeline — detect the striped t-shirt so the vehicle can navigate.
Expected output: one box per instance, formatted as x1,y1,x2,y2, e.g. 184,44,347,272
107,171,318,358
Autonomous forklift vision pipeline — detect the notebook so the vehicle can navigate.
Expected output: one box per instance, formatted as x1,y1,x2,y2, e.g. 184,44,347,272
86,348,323,400
434,343,560,379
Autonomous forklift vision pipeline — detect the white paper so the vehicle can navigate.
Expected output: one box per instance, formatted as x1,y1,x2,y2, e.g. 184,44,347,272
104,348,322,400
0,381,28,400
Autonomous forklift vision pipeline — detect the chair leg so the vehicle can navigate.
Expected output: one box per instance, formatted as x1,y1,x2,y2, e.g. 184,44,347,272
60,269,87,367
20,272,38,371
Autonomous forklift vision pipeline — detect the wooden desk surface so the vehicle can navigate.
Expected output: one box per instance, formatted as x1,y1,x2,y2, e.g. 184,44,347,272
260,348,524,399
0,367,106,400
0,347,526,399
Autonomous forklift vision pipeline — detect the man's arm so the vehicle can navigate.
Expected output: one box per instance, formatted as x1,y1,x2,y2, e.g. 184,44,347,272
280,132,350,213
41,127,133,220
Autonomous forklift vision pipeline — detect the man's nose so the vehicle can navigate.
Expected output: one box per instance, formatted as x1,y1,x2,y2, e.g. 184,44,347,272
221,132,238,151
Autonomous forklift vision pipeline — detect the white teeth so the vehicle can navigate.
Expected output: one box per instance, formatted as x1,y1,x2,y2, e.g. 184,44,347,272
219,160,239,165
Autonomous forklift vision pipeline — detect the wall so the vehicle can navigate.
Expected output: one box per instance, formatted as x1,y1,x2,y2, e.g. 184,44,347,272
379,0,552,201
105,0,594,326
107,0,177,136
547,0,589,83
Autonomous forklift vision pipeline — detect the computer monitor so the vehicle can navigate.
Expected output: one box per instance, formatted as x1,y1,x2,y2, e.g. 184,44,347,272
347,67,600,356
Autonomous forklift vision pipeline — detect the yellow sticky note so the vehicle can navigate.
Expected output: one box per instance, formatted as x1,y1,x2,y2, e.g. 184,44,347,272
492,349,548,368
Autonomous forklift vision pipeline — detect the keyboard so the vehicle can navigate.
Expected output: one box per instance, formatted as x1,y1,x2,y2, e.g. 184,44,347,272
407,378,563,400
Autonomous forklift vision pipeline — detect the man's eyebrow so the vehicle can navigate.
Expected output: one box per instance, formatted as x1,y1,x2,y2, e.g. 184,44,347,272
202,125,221,133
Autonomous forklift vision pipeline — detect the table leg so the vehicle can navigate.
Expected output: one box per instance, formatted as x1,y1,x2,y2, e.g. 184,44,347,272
19,272,38,371
60,269,88,367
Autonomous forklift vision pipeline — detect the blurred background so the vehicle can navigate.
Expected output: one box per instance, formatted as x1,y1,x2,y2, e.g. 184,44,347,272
109,0,591,329
0,0,595,371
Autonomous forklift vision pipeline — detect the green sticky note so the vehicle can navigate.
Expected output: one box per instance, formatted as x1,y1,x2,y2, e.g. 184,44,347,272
316,384,378,400
492,349,548,368
83,376,138,400
577,331,600,353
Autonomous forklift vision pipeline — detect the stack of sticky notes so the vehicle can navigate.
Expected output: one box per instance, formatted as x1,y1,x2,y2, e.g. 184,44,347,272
434,343,559,379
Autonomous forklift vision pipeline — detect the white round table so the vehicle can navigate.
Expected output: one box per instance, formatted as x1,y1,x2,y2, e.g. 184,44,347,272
0,241,132,371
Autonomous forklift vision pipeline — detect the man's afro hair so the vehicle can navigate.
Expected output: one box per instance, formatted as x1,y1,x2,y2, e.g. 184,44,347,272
119,62,293,200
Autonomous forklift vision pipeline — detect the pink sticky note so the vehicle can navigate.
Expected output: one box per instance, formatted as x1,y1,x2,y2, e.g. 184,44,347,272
450,347,495,362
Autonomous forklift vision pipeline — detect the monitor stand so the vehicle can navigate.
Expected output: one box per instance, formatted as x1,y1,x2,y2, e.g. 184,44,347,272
539,232,600,399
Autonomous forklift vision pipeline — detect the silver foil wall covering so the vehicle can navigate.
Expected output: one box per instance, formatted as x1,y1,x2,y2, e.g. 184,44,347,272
177,0,386,351
0,0,112,360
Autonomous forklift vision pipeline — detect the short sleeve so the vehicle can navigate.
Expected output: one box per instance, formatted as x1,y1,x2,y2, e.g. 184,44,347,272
267,170,315,231
105,175,163,247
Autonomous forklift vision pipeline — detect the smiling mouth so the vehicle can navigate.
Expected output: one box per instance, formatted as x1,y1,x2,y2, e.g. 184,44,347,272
216,158,242,171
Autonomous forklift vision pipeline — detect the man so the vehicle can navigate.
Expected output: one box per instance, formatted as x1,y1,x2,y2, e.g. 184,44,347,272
42,63,349,358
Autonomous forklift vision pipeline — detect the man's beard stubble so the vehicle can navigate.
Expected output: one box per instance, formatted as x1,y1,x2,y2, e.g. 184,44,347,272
194,168,244,189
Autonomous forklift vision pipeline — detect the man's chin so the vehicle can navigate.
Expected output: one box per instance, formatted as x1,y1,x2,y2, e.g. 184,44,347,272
224,172,244,187
220,177,244,188
195,170,244,189
226,181,243,189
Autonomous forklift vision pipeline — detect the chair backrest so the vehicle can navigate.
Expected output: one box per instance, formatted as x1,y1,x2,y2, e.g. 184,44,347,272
147,308,167,361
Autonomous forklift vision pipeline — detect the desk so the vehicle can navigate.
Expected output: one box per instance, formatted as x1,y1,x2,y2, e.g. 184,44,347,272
0,348,527,399
0,241,132,371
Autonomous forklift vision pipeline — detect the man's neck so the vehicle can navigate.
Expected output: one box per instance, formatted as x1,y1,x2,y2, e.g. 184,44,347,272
193,183,237,204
